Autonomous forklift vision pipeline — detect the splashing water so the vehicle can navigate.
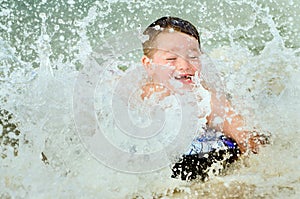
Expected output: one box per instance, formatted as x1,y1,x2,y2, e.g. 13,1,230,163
1,0,300,198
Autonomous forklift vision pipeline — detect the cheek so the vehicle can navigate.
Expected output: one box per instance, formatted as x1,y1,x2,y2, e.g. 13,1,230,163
191,60,201,71
150,64,176,82
152,58,176,73
154,64,175,76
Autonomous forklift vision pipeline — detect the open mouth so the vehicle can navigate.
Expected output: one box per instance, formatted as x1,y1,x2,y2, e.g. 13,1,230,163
174,74,193,81
173,74,194,85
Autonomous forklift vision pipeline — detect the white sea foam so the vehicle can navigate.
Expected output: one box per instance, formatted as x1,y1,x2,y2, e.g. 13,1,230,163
0,0,299,198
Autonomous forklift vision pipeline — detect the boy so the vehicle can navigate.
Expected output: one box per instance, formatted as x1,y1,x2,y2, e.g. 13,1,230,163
140,16,268,180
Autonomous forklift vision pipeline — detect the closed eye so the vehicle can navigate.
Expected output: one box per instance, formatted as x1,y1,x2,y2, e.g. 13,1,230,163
188,56,199,60
166,57,177,60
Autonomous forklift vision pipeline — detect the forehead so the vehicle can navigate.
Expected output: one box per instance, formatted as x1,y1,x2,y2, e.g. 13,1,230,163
154,31,200,53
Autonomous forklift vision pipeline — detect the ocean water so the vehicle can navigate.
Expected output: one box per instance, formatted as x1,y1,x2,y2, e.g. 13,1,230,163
1,0,299,198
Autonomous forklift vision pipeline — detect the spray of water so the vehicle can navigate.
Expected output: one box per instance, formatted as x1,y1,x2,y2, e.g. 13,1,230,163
1,0,299,198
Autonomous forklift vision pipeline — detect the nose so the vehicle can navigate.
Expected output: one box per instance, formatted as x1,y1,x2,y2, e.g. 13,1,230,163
176,57,194,72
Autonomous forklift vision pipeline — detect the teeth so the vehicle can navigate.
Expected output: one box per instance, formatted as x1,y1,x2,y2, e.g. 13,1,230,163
174,75,192,80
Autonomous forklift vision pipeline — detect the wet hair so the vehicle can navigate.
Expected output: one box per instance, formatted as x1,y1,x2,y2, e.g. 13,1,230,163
142,16,201,57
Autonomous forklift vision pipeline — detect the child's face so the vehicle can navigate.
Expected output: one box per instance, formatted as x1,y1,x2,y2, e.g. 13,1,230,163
142,31,201,87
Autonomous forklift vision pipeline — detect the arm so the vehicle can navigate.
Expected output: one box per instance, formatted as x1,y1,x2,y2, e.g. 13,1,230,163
207,91,265,153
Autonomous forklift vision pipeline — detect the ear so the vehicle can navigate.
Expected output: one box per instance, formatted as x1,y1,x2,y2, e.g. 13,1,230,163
141,55,151,67
141,55,153,75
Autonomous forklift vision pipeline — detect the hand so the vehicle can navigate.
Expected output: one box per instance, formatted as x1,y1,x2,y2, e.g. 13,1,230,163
238,131,270,154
